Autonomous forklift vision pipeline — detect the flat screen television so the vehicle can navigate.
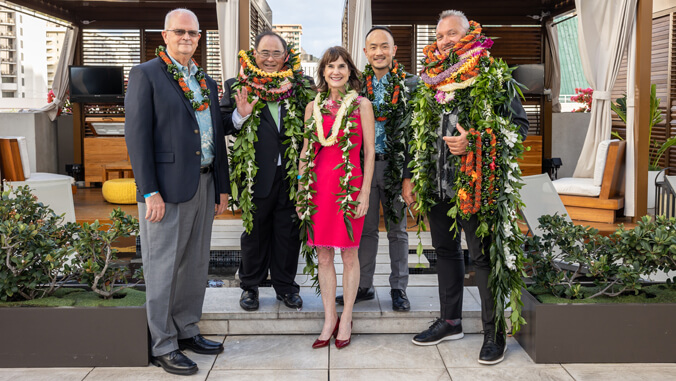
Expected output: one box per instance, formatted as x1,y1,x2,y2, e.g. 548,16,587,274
69,65,125,103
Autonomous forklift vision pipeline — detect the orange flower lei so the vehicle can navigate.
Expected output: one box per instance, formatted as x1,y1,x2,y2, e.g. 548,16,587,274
458,128,498,215
363,60,406,122
420,21,492,90
156,46,210,111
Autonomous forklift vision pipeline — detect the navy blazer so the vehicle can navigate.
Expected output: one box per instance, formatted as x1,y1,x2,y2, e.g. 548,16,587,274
125,57,230,204
219,77,290,199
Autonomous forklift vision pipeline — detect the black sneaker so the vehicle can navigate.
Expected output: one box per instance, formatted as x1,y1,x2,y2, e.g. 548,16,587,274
335,286,375,305
478,329,507,365
412,318,464,346
390,289,411,311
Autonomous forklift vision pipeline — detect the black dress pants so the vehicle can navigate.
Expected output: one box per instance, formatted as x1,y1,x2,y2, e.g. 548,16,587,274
428,198,496,332
239,165,301,295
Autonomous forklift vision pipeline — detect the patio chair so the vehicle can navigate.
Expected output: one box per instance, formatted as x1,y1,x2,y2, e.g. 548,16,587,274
0,137,76,224
552,139,626,223
520,174,573,238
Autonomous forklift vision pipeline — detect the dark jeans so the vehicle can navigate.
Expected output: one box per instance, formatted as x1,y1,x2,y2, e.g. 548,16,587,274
428,198,496,332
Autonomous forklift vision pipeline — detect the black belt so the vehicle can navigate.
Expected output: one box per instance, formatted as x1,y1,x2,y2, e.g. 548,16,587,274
375,153,387,161
200,165,213,174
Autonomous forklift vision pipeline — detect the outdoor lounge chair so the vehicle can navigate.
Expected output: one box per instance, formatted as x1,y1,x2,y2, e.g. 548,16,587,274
0,137,76,224
520,174,573,238
551,139,626,223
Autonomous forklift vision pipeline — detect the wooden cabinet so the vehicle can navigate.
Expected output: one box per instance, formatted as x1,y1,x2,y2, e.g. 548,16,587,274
84,137,129,185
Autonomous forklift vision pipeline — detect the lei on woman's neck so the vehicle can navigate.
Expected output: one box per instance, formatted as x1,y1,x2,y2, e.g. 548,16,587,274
230,45,314,234
156,46,210,111
361,60,409,227
408,20,527,337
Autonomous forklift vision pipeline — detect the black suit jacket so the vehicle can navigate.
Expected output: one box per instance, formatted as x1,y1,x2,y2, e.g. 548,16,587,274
125,57,230,204
219,77,291,199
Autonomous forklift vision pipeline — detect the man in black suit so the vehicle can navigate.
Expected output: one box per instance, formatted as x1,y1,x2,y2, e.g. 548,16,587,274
220,31,307,311
125,8,229,376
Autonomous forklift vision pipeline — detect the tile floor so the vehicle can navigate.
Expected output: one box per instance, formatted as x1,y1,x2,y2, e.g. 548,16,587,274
1,334,675,381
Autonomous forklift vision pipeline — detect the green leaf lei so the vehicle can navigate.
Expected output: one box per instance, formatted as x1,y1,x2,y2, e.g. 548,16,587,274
360,60,411,227
297,90,361,287
229,44,315,233
409,56,527,334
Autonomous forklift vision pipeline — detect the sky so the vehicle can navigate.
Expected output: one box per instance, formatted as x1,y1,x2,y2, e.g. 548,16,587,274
267,0,344,57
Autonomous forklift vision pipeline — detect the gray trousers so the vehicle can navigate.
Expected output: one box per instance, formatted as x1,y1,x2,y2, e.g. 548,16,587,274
358,160,409,290
138,172,215,357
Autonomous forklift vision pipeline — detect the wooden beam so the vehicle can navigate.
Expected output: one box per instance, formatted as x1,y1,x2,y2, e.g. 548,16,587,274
239,0,250,51
634,0,653,221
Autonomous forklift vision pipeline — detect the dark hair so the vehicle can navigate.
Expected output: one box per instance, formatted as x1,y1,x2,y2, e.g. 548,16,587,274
365,26,394,41
315,46,362,93
254,30,287,51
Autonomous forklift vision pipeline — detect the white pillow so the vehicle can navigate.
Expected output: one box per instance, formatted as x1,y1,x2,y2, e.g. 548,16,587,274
553,177,601,197
592,139,618,187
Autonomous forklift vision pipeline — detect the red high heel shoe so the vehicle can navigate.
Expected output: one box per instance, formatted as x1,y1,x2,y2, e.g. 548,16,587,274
335,321,353,349
312,318,340,349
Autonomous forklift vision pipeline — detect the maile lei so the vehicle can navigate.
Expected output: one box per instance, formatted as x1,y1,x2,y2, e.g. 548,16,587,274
409,21,527,334
297,90,361,283
361,60,411,226
229,44,314,233
156,46,210,111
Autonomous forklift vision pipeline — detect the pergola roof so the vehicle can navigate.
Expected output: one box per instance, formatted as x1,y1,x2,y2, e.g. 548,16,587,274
371,0,575,25
5,0,219,29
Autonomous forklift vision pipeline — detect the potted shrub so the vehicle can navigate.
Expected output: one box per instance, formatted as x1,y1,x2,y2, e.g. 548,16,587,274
0,186,148,367
611,84,672,208
516,214,676,363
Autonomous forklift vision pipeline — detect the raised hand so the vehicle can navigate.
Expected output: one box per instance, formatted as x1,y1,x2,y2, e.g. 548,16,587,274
234,87,258,117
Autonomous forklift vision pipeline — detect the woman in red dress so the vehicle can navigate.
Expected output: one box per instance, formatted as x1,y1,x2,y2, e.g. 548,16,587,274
297,46,375,349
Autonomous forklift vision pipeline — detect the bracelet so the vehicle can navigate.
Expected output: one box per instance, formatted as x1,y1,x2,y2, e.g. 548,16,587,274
144,191,158,198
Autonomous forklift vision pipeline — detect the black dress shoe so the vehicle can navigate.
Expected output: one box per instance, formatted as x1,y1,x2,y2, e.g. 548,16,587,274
335,287,375,305
277,292,303,309
240,289,259,311
390,289,411,311
412,318,464,346
478,329,507,365
178,334,224,355
151,350,198,376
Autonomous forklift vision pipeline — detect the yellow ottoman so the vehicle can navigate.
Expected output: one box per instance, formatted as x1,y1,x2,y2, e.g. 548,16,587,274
102,178,137,204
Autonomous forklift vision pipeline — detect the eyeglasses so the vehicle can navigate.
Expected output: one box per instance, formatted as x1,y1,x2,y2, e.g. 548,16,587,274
406,204,419,229
166,29,200,38
256,50,285,59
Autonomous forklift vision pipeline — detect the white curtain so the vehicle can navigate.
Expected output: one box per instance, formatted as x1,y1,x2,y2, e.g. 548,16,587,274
39,26,78,121
624,16,637,216
545,18,561,113
217,0,240,80
351,0,371,71
572,0,637,177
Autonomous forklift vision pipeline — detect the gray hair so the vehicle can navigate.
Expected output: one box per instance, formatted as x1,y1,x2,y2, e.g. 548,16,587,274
164,8,199,30
438,10,469,33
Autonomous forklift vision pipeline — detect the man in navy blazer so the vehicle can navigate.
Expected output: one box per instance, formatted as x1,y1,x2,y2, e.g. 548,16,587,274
125,8,229,376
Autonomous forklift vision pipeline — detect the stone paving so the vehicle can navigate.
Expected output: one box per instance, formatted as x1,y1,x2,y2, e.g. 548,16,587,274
1,334,675,380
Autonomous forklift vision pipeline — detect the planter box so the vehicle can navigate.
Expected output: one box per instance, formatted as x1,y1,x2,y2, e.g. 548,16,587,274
516,288,676,363
0,306,148,367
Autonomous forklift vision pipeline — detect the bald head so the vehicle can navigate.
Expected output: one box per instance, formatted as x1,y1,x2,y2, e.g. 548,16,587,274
164,8,199,31
363,28,397,75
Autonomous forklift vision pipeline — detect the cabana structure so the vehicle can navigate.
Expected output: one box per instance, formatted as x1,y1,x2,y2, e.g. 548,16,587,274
1,0,665,223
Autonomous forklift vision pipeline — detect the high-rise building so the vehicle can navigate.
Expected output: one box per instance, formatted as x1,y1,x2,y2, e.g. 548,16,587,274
273,24,302,52
0,8,66,108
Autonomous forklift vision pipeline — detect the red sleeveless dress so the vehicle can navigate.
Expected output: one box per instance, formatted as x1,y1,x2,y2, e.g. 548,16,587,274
307,98,365,249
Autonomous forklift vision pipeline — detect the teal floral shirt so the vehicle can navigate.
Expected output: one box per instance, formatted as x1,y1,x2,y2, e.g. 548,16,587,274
168,54,214,166
372,73,390,154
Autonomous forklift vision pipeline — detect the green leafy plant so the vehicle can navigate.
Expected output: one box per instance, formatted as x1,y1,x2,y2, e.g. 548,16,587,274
611,84,672,171
0,186,79,301
524,214,676,300
0,185,141,302
73,208,140,299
